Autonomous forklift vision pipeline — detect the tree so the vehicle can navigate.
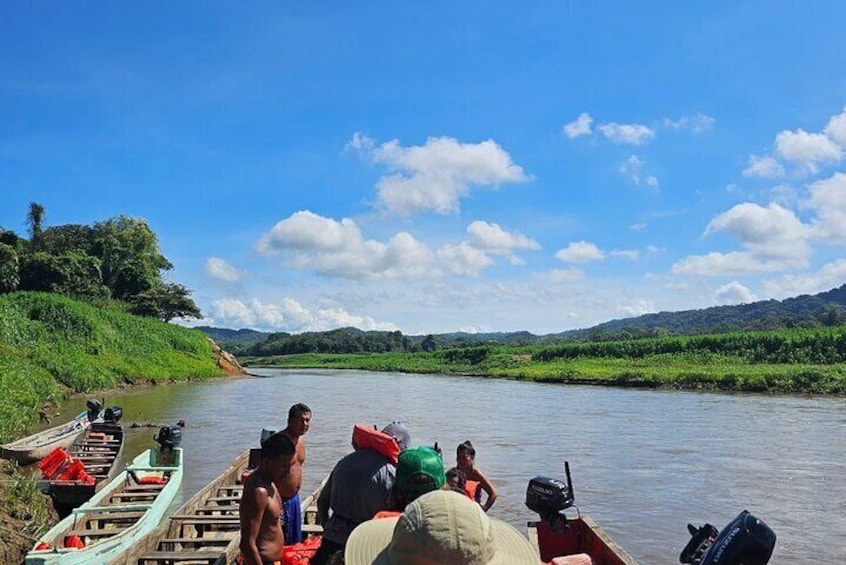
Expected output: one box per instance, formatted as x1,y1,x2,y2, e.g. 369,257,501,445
421,334,437,352
26,202,46,251
128,283,202,322
0,243,19,293
19,252,110,300
41,224,95,256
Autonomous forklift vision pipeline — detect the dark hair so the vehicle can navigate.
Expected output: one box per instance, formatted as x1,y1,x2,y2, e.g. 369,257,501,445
457,440,475,458
261,433,295,460
445,466,466,488
288,403,311,422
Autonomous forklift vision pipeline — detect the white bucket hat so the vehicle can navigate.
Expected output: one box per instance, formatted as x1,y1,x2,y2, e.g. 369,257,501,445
345,489,539,565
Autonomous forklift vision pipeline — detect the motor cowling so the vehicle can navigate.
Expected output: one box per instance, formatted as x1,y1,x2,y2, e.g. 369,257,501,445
103,406,123,423
155,424,183,450
526,476,574,518
680,510,776,565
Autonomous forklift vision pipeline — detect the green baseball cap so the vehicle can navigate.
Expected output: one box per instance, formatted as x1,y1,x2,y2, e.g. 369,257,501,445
396,446,445,495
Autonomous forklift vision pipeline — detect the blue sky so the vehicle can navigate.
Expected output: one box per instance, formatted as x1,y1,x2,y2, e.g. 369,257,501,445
3,2,846,334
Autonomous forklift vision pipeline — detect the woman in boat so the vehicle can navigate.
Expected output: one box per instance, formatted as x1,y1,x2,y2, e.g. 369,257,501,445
456,440,497,511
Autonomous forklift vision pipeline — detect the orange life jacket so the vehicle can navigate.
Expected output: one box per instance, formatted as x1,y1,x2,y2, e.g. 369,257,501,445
282,536,322,565
351,424,400,464
465,480,482,502
372,510,402,520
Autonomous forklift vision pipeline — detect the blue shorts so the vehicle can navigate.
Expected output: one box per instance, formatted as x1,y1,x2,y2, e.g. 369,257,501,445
282,492,302,544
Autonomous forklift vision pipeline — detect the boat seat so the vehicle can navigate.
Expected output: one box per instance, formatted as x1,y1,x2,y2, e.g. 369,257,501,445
157,537,233,551
126,484,166,491
204,495,242,504
192,505,239,516
137,550,224,564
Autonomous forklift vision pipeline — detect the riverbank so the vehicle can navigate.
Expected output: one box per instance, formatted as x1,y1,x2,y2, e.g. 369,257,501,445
244,345,846,394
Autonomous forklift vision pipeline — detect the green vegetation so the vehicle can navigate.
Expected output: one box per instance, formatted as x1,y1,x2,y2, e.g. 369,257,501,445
0,460,55,538
0,292,221,443
245,326,846,394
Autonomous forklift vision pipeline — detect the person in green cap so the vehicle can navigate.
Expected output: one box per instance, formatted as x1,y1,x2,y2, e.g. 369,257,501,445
392,446,446,510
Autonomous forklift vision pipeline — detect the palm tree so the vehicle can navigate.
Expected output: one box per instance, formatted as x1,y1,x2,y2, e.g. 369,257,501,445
26,202,46,251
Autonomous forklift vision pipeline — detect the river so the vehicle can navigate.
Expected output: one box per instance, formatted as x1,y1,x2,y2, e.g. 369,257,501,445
54,368,846,563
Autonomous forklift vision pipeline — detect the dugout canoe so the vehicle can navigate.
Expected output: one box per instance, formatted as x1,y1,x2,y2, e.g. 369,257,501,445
0,410,89,465
528,516,638,564
25,446,184,565
44,421,125,512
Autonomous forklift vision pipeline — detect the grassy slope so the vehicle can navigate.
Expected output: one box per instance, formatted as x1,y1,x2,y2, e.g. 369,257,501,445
245,343,846,394
0,292,222,443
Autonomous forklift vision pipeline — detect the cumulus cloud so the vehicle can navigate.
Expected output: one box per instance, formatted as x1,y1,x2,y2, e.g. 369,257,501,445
742,155,785,178
210,297,398,332
775,129,841,172
663,113,715,132
205,257,246,282
563,113,593,138
598,122,655,145
714,281,757,305
537,267,585,283
555,241,605,263
671,202,811,276
824,106,846,146
617,298,656,317
349,133,529,215
761,259,846,299
256,211,437,280
807,172,846,243
466,221,540,254
437,241,495,276
619,155,659,190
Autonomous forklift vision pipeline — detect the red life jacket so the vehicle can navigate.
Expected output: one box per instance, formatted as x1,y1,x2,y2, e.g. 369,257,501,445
351,424,400,464
465,480,482,502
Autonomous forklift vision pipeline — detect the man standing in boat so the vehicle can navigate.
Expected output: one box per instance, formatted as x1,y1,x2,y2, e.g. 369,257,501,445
239,433,299,565
279,402,312,545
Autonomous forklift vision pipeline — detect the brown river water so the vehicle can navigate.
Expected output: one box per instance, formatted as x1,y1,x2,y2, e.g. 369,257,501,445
52,368,846,564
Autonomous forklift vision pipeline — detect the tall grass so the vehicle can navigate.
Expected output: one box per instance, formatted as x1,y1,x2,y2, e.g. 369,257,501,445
0,292,222,443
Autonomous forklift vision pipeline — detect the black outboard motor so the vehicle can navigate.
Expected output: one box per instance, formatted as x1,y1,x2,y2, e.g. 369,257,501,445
86,399,102,422
102,405,123,423
154,421,184,452
525,462,576,532
680,510,776,565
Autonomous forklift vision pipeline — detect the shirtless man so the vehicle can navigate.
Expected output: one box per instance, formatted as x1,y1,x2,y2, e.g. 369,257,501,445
456,440,498,512
279,403,311,544
239,434,298,565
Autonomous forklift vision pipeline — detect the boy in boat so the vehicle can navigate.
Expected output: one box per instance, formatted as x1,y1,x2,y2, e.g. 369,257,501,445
311,421,411,565
279,402,312,545
239,433,299,565
456,440,498,511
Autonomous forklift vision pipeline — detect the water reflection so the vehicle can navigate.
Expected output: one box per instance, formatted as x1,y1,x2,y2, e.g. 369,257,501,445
55,369,846,563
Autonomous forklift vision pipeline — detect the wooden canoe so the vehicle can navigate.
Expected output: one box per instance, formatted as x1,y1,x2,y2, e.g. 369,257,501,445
529,516,638,565
25,446,184,565
0,410,89,465
116,449,326,565
44,421,125,512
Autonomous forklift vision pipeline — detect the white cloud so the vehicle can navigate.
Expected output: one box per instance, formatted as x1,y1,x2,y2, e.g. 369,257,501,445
610,249,640,261
768,184,798,207
807,172,846,244
646,175,659,189
743,155,785,178
205,257,246,282
256,211,437,280
663,113,715,132
538,268,585,283
671,202,811,276
466,221,540,254
555,241,605,263
351,134,529,215
714,281,757,305
598,122,655,145
761,259,846,299
630,222,647,231
775,128,841,172
210,297,398,332
437,241,495,276
563,113,593,138
823,106,846,146
617,298,656,317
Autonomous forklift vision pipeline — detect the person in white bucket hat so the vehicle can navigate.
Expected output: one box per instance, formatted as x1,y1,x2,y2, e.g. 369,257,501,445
345,489,539,565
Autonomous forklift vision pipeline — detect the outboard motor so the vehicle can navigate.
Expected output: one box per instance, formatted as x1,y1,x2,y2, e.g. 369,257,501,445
154,421,184,452
102,405,123,423
525,462,575,532
86,399,102,422
680,510,776,565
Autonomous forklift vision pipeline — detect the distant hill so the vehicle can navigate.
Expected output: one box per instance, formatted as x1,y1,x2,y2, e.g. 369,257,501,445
196,283,846,355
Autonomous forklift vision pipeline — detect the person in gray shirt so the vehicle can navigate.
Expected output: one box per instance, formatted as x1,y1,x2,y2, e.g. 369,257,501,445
312,421,411,565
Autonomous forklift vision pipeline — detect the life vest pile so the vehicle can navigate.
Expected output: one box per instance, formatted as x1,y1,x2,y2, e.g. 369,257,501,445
351,424,401,464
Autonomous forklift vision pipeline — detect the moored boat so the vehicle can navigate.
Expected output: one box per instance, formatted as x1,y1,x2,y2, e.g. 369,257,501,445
25,443,184,565
0,410,89,465
44,419,125,512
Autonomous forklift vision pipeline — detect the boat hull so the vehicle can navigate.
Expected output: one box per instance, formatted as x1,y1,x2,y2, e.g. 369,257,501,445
529,517,638,565
0,411,89,465
26,447,183,565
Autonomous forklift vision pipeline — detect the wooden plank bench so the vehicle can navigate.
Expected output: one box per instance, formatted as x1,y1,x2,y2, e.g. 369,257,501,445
137,550,224,565
192,505,239,516
157,537,233,551
204,495,241,504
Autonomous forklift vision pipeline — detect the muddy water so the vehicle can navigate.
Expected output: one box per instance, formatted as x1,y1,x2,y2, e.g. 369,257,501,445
55,369,846,563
